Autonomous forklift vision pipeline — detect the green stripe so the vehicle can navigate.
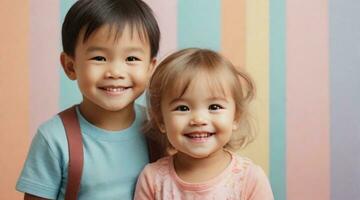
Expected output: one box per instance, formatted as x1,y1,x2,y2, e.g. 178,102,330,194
269,0,286,199
59,0,82,110
177,0,221,50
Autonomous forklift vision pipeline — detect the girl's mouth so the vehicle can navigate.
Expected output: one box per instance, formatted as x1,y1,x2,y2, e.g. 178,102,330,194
184,132,215,142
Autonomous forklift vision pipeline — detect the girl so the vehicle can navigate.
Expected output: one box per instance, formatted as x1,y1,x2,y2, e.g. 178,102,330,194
135,48,274,199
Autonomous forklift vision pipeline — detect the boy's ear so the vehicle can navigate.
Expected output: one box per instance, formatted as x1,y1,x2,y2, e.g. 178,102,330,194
60,52,77,80
149,58,157,74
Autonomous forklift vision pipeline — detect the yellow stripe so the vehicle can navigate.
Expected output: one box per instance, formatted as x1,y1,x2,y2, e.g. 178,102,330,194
240,0,270,174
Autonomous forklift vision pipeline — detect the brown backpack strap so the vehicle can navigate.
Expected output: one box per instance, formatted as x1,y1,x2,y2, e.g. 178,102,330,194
59,106,84,200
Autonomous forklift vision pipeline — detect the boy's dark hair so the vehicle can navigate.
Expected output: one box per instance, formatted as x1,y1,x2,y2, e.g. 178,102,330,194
62,0,160,58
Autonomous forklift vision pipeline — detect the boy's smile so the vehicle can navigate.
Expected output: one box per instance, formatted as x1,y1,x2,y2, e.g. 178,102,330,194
62,24,155,116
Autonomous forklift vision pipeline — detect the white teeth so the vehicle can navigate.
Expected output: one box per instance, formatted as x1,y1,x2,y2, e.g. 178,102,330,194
104,87,126,92
186,133,213,138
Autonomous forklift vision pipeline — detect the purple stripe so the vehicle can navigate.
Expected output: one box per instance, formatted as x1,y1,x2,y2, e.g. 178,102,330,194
143,0,177,58
30,0,60,137
329,0,360,199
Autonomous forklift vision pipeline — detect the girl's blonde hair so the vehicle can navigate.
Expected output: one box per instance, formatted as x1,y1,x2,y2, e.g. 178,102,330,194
146,48,256,153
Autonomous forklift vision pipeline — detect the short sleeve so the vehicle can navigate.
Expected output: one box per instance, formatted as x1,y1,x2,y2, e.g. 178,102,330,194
134,165,156,200
16,129,63,199
242,165,274,200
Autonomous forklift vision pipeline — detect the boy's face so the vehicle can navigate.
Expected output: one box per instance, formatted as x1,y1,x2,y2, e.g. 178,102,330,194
62,25,155,112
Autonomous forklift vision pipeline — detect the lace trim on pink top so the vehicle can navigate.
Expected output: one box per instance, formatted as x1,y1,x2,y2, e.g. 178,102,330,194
167,151,247,192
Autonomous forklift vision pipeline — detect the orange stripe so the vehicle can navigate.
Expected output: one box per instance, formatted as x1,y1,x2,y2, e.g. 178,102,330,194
286,0,330,199
0,0,30,198
221,0,246,68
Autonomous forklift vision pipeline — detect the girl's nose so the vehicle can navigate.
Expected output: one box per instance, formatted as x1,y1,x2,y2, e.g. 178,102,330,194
189,114,208,126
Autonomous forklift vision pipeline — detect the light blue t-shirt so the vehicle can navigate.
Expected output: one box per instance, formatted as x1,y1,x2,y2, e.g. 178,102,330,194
16,104,149,200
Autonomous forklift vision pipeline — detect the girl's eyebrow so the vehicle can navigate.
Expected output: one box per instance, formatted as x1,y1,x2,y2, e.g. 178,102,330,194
207,96,229,102
168,96,229,105
169,97,183,105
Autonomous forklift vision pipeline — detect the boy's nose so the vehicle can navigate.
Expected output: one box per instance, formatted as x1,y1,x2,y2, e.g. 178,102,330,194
105,64,125,79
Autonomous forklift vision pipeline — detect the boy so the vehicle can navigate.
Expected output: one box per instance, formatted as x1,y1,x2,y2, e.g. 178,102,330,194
16,0,160,199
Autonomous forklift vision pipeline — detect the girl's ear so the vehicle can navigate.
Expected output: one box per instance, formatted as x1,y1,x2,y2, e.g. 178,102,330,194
159,123,166,133
232,122,239,131
232,113,241,131
60,52,77,80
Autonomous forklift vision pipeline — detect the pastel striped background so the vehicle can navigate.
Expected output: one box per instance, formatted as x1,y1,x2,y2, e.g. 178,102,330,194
1,0,359,199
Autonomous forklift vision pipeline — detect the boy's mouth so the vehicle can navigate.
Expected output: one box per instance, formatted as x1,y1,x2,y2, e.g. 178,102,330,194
98,86,131,95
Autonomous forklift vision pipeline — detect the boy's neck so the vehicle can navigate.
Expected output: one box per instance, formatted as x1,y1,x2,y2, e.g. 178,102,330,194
173,148,231,183
78,102,135,131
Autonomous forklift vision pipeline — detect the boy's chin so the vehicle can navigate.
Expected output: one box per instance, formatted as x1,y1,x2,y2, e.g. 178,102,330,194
100,103,135,112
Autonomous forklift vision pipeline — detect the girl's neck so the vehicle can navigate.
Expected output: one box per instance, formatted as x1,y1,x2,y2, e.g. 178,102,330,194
79,101,135,131
173,148,231,183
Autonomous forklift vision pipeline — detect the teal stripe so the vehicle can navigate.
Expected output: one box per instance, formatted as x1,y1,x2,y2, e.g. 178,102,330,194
269,0,286,199
60,0,82,110
177,0,221,50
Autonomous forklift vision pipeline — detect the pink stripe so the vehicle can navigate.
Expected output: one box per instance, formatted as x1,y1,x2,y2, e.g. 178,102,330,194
143,0,177,59
286,0,330,199
30,0,60,137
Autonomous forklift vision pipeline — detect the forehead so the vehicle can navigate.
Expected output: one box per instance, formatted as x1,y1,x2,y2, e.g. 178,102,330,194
165,73,233,101
76,24,150,52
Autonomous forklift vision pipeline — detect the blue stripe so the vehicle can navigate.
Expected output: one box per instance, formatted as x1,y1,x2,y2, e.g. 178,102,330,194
59,0,82,110
329,1,360,199
177,0,221,50
269,0,286,199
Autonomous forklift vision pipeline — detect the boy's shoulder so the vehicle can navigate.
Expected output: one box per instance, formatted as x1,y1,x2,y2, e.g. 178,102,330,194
36,112,68,148
37,104,146,141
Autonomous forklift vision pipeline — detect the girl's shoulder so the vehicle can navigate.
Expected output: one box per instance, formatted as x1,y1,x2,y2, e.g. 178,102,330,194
230,153,274,199
229,152,255,174
230,152,267,183
142,156,173,178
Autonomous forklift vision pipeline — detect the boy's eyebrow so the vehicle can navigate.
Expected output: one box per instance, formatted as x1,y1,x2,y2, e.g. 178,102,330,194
124,47,146,54
86,46,109,53
85,46,146,54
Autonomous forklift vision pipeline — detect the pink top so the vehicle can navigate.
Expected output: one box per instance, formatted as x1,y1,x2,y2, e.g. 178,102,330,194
134,151,274,200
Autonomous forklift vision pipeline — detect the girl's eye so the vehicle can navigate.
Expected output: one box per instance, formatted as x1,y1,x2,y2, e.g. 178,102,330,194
91,56,106,62
126,56,140,62
174,105,190,112
209,104,223,110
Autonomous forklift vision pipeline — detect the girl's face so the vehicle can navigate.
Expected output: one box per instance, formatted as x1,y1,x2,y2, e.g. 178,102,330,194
160,77,238,158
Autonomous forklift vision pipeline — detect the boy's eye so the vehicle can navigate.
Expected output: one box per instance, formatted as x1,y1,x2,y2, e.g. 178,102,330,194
91,56,106,62
209,104,223,110
174,105,190,112
126,56,140,62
